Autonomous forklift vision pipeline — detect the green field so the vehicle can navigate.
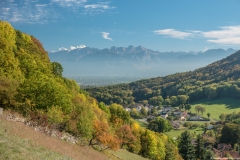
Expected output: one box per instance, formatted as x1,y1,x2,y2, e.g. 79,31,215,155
165,127,204,139
190,98,240,120
135,119,148,128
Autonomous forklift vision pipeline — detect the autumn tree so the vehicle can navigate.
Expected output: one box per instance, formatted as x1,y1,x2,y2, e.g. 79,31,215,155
90,120,119,150
109,103,130,127
116,124,136,149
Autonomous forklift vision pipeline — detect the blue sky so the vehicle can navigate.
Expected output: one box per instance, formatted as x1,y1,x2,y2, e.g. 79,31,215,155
1,0,240,52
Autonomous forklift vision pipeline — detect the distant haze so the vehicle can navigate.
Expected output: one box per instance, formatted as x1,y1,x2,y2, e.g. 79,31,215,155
49,46,236,82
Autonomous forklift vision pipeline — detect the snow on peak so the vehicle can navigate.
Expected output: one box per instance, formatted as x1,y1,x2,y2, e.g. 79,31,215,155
58,45,86,51
58,47,68,51
70,45,87,50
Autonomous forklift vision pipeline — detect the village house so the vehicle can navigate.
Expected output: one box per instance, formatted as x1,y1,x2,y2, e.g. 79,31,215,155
189,115,203,121
173,109,181,116
162,106,173,113
171,121,181,129
160,112,168,119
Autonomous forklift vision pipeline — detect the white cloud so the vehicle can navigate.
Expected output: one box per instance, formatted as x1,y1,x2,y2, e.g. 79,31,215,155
154,29,193,39
51,0,87,7
0,0,51,23
202,26,240,45
0,0,115,23
82,2,115,14
101,32,113,41
154,26,240,46
84,4,110,9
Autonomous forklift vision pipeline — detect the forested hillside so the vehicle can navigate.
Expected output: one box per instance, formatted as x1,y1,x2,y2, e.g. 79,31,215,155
0,21,182,160
86,50,240,106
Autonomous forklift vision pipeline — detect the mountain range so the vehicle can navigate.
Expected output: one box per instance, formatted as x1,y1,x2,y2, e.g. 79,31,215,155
49,45,236,78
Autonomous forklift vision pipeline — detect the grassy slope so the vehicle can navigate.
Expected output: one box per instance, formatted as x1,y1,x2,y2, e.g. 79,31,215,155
190,98,240,120
106,150,148,160
0,113,109,160
0,112,148,160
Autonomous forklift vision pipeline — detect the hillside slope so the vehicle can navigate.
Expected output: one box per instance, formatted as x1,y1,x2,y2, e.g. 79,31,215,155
0,113,109,160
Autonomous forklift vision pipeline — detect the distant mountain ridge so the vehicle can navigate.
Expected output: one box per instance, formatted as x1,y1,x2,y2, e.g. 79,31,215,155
49,45,236,78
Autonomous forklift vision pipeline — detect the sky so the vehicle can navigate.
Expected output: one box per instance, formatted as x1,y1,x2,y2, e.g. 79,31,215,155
1,0,240,52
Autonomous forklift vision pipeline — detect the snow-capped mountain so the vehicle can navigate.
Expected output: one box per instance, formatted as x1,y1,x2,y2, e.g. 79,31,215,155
49,45,236,78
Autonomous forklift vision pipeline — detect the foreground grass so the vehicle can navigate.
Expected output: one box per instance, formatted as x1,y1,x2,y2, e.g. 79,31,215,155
106,149,148,160
190,98,240,120
0,112,149,160
0,119,72,160
0,114,109,160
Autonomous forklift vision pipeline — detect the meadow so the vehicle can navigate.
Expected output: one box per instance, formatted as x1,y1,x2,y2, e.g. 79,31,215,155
190,98,240,120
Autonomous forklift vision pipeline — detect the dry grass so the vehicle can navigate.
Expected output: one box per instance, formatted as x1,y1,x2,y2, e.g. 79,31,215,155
0,112,109,160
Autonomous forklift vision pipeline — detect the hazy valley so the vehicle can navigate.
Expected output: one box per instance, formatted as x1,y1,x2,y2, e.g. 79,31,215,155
49,46,236,86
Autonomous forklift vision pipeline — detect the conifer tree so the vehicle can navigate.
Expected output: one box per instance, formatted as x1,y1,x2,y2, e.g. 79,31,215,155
178,131,196,160
195,134,206,159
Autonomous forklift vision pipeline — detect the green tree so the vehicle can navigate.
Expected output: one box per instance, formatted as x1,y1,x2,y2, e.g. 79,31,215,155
147,117,172,132
219,113,226,121
185,104,191,111
207,113,211,119
0,77,19,109
98,102,110,115
17,72,72,113
140,129,166,159
199,106,206,115
170,96,178,106
195,134,206,159
177,95,189,105
204,149,215,160
165,143,175,160
220,123,240,146
130,108,142,118
52,62,63,77
195,105,202,115
109,103,131,126
140,107,148,117
149,96,164,106
178,131,196,160
165,98,171,105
